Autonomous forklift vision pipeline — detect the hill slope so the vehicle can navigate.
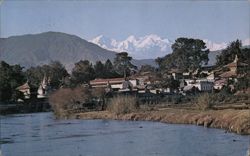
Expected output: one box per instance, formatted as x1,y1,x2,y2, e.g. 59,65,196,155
0,32,118,69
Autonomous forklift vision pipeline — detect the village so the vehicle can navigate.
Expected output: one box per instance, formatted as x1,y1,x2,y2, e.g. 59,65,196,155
90,55,245,95
11,54,248,113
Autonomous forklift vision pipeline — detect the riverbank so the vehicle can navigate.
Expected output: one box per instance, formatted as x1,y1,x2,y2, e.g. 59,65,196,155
69,108,250,135
0,98,51,115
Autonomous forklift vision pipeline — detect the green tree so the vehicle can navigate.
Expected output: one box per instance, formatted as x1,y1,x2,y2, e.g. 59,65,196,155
47,61,69,88
0,61,26,102
94,61,105,78
103,59,121,78
25,61,68,89
156,37,209,73
71,60,95,86
160,75,180,91
25,66,44,88
241,47,250,65
113,52,137,78
216,39,243,66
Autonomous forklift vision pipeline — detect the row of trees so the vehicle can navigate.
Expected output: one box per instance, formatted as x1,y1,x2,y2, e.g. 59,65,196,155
0,52,137,102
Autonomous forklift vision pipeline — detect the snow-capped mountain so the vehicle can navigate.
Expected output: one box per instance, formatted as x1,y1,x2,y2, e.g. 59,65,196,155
90,34,249,59
203,39,227,51
90,34,173,59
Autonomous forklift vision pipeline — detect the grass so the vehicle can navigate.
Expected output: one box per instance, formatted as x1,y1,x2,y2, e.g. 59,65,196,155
107,95,138,115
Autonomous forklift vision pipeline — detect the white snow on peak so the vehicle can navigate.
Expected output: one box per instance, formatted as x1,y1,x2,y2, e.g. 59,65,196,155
203,39,227,51
242,38,250,46
90,35,250,59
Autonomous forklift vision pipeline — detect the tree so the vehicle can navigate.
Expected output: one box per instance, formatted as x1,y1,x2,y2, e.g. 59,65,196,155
156,38,209,73
0,61,26,102
71,60,95,86
91,87,106,110
47,61,69,88
216,39,242,66
103,59,121,78
25,61,68,89
160,75,180,91
241,48,250,65
25,66,44,88
113,52,137,78
94,61,105,78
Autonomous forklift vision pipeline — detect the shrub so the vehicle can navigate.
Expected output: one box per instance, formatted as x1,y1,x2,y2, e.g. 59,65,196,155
49,87,91,118
107,95,138,115
91,87,106,110
195,93,215,111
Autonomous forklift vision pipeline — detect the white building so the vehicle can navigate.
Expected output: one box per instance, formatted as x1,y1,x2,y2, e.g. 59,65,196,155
37,76,51,98
183,79,214,92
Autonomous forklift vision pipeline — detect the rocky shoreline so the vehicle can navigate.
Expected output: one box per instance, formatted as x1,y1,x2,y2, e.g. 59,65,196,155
69,108,250,135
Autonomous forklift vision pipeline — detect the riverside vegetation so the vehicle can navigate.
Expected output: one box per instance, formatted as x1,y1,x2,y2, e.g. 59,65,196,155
49,87,250,135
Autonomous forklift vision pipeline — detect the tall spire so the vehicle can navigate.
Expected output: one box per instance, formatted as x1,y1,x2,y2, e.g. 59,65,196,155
233,55,238,63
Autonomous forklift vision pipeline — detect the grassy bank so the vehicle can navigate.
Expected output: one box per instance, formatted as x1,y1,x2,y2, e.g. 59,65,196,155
68,108,250,135
49,88,250,135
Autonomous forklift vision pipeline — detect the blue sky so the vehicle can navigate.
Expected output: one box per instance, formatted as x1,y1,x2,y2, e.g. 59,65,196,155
0,0,249,43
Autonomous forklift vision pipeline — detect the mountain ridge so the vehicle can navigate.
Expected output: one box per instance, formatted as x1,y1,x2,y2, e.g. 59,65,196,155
0,32,156,71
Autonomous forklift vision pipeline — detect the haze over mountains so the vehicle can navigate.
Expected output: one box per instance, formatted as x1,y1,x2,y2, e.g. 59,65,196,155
0,32,249,71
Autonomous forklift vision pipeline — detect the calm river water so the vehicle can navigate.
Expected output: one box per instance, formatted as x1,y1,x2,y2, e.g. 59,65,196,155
1,112,249,156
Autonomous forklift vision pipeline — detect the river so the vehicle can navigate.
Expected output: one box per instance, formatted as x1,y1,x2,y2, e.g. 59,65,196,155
1,112,249,156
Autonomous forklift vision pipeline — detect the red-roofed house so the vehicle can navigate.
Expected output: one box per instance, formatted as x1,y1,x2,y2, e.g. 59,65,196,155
16,82,31,99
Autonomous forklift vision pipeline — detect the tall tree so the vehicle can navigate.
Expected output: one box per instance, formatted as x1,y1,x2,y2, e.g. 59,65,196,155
25,66,44,88
103,59,121,78
216,39,243,66
94,61,105,78
47,61,69,88
113,52,137,78
71,60,95,86
156,37,209,73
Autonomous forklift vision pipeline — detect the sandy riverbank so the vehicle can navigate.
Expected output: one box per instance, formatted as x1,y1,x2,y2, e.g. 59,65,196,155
69,108,250,135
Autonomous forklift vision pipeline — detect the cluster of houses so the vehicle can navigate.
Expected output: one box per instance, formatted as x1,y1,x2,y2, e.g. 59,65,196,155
16,55,248,100
89,55,248,95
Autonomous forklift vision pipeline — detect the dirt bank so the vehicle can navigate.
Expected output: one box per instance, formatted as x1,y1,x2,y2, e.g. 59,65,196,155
69,108,250,135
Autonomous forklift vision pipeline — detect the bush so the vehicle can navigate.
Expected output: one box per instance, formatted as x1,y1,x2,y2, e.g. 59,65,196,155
91,87,106,110
107,95,138,115
195,93,215,111
49,87,91,118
